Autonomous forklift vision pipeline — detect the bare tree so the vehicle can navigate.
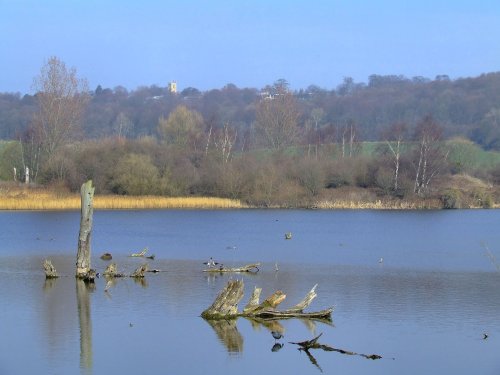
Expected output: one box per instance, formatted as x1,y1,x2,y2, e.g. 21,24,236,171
304,108,326,159
412,116,448,195
19,126,42,183
112,112,133,139
32,56,90,161
213,123,237,164
340,120,358,158
255,85,300,151
382,123,407,191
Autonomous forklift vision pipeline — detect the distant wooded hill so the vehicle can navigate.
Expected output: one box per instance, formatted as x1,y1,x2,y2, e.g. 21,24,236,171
1,72,500,149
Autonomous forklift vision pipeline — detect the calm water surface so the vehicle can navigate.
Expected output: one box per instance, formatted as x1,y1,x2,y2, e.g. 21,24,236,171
0,209,499,375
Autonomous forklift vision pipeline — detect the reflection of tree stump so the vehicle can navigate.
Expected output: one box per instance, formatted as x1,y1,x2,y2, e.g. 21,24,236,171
76,279,93,370
205,319,244,353
43,259,58,278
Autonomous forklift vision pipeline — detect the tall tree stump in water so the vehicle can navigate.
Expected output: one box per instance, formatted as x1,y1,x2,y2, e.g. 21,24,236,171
76,180,95,279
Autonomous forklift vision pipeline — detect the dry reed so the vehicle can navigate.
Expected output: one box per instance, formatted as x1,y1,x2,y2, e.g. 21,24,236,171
0,188,245,210
313,199,442,210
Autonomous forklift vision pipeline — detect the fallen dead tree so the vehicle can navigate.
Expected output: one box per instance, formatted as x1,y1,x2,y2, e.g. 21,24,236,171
203,263,260,273
201,280,333,320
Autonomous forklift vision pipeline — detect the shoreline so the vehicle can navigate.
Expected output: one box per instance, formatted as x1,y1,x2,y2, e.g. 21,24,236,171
0,185,496,210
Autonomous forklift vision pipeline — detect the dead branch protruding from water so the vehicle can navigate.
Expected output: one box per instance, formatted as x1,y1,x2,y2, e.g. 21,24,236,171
43,259,58,278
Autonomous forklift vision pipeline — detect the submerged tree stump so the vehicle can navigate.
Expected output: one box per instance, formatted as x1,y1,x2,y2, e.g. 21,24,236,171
103,263,125,278
202,280,244,318
131,264,149,278
76,180,95,279
203,263,260,273
201,280,333,320
43,259,58,279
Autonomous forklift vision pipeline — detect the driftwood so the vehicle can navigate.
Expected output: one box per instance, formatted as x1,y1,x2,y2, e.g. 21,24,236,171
129,247,155,259
43,259,58,278
76,180,95,280
130,248,147,257
201,280,333,320
203,263,260,273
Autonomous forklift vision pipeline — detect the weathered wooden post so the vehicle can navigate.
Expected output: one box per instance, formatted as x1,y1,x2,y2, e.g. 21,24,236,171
76,180,95,279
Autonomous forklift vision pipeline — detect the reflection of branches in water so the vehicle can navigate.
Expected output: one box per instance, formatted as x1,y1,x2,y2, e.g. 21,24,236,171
43,277,58,292
481,242,500,272
291,333,383,372
301,348,323,373
205,319,244,353
133,277,148,288
247,317,284,334
298,317,335,337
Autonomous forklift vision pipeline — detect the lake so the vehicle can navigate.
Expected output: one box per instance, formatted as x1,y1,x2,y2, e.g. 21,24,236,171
0,209,499,375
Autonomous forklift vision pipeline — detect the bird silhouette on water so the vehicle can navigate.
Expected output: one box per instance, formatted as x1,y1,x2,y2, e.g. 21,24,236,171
271,331,284,341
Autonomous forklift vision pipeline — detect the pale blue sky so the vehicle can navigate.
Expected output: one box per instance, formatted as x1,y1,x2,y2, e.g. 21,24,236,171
1,0,499,94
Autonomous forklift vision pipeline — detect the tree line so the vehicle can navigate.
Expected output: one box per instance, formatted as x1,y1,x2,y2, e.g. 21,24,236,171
0,57,499,207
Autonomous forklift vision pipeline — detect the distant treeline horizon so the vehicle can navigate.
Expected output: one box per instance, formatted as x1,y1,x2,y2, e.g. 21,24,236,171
1,62,500,209
1,71,500,150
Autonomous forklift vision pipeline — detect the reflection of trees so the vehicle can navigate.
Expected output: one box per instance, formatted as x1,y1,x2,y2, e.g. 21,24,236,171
205,319,243,353
76,280,94,373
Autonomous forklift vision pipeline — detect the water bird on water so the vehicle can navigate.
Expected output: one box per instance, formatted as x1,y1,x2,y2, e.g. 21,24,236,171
203,257,219,268
379,257,384,264
483,333,489,340
271,331,284,341
285,232,292,240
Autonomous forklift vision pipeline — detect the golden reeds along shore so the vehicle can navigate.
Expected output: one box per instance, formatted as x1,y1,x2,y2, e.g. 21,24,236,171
0,188,246,210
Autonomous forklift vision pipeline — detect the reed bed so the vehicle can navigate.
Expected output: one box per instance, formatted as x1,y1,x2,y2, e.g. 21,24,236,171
0,188,245,210
314,199,442,210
